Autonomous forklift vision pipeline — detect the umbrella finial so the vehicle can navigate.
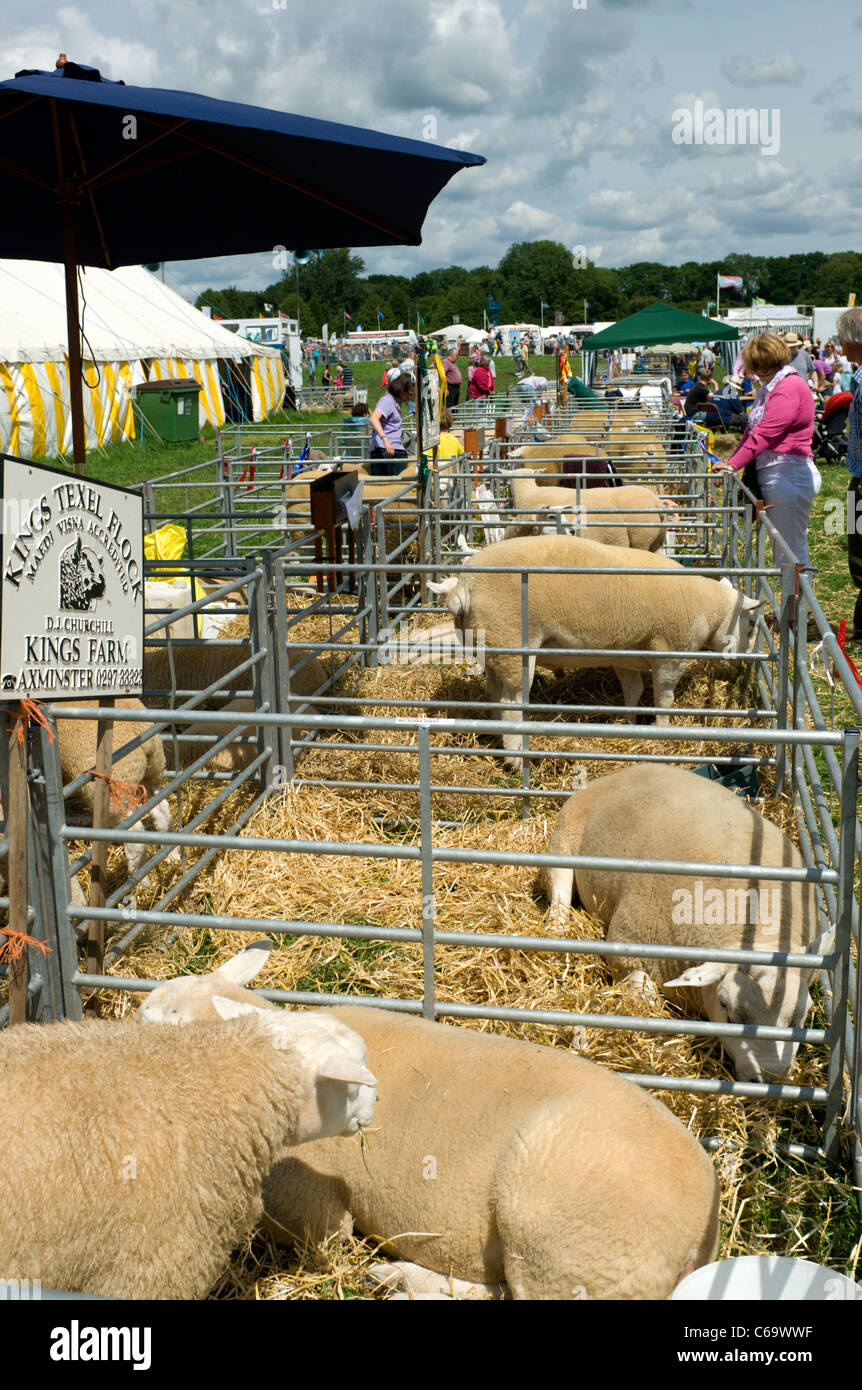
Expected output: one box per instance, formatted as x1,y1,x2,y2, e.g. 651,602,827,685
56,53,67,68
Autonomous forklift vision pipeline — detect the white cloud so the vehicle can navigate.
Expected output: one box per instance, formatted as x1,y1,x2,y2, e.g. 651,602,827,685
497,200,565,238
8,0,846,292
721,53,804,85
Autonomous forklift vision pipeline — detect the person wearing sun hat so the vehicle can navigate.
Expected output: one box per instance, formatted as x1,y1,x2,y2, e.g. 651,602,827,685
783,332,815,384
711,373,747,427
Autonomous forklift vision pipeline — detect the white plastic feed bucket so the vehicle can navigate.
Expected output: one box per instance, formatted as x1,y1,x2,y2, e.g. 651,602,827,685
671,1256,862,1301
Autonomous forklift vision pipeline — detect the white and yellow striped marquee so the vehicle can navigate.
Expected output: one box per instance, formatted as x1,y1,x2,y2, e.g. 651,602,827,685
0,261,284,460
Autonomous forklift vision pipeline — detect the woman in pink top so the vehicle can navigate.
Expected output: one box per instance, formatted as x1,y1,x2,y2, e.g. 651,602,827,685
713,332,819,570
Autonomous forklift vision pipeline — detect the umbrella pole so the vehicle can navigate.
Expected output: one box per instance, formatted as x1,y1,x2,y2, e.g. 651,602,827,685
61,200,87,477
5,709,30,1025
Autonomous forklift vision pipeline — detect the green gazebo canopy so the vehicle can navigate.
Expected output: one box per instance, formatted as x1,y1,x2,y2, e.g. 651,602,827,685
582,302,739,351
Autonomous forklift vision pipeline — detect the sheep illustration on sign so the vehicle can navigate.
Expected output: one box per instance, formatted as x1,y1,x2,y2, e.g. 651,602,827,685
59,537,106,611
0,454,144,699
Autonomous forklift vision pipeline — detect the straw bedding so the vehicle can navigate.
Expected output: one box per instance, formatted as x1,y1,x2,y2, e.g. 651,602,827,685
75,627,860,1299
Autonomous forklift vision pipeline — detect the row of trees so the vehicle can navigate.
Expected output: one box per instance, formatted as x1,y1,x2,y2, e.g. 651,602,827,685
196,243,862,338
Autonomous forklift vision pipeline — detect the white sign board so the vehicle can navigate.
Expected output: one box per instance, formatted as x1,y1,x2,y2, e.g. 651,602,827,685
419,354,442,451
0,456,144,700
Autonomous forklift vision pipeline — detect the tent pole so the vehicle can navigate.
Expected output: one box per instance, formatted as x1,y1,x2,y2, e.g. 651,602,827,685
61,200,87,477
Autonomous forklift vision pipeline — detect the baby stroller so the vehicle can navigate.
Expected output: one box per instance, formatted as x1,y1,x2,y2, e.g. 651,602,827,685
813,391,853,465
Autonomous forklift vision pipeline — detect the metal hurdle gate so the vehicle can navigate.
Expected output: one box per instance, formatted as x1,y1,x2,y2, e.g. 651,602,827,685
1,423,860,1206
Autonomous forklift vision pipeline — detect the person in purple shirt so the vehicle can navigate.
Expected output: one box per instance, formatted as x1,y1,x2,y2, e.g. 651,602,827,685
368,367,415,475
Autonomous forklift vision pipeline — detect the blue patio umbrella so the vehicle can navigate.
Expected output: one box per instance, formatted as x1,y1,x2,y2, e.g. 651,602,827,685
0,57,485,472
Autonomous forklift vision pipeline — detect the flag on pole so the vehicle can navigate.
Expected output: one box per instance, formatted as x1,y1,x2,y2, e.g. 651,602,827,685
377,307,385,321
541,301,550,310
291,433,311,475
417,311,426,327
344,310,352,320
717,275,743,289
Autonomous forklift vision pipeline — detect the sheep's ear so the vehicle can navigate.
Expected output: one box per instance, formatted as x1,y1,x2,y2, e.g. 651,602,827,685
216,938,273,986
664,963,728,990
317,1048,377,1089
742,595,765,611
807,929,835,959
212,995,259,1021
428,577,458,596
719,577,733,589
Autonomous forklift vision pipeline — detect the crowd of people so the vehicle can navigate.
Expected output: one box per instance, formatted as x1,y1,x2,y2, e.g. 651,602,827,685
297,314,862,645
677,332,854,429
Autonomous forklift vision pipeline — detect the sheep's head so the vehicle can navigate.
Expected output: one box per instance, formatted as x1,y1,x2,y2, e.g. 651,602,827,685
138,939,376,1142
213,996,378,1142
711,580,764,656
136,938,277,1023
664,941,827,1082
535,505,586,537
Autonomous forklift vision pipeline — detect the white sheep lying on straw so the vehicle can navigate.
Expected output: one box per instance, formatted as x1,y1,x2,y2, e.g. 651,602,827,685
542,764,826,1083
0,1001,376,1299
138,940,720,1301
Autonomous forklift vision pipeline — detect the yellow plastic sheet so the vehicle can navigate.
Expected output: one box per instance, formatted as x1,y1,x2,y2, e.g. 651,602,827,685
143,522,206,599
143,522,186,562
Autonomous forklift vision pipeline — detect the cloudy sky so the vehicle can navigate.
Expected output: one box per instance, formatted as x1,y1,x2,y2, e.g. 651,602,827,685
9,0,862,300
